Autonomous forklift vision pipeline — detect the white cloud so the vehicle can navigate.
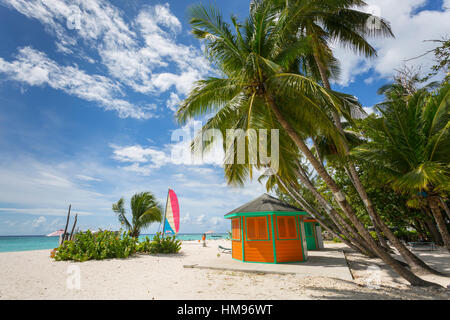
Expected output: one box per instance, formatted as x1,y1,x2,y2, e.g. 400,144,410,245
75,174,101,182
121,163,155,176
364,77,375,85
210,216,222,226
363,106,376,115
0,0,211,117
32,216,46,228
110,120,225,175
111,144,168,164
181,212,192,224
172,173,186,181
0,208,93,216
0,47,153,119
167,92,181,112
195,214,206,224
332,0,450,86
136,3,181,35
28,215,64,232
0,0,136,48
0,158,113,216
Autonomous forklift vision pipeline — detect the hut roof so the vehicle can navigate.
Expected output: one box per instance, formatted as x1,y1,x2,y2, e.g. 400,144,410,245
225,194,304,217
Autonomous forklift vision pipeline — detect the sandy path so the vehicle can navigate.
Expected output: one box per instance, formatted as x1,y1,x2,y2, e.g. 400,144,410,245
0,240,448,299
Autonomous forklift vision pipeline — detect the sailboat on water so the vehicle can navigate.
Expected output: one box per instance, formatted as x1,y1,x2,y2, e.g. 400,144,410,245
161,188,180,236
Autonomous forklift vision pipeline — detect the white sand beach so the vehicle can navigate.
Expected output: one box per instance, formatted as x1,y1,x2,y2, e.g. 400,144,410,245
0,240,449,300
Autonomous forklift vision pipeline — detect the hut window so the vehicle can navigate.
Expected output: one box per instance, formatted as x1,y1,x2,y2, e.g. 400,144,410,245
246,217,269,240
277,216,297,239
231,218,241,240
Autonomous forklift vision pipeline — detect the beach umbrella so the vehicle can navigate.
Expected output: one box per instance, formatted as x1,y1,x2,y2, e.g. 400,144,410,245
46,229,64,237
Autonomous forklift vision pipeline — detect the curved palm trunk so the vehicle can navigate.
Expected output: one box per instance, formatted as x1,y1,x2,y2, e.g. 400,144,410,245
266,93,440,287
284,178,371,255
312,137,324,164
295,167,376,257
440,197,450,220
343,150,442,274
423,208,444,245
274,174,364,253
428,197,450,252
314,47,391,251
425,217,443,244
313,51,442,275
343,165,390,250
291,184,373,256
312,48,387,250
413,219,427,240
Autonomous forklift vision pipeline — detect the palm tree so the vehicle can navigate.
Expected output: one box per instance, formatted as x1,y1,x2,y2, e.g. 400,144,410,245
112,192,163,238
353,82,450,251
271,0,447,275
273,0,395,242
178,1,438,286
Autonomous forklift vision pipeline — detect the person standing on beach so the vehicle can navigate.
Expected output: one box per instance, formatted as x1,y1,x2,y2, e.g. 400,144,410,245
202,233,206,247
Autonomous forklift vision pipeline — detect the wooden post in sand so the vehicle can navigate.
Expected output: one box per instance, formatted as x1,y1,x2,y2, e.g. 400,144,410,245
62,204,71,243
69,214,78,241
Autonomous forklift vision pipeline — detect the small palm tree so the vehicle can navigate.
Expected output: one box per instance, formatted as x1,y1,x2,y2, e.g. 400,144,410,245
112,192,163,238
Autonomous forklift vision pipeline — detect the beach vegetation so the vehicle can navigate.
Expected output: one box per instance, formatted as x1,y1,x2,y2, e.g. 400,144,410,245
139,232,181,254
353,81,450,250
53,230,137,262
52,230,182,261
112,192,163,238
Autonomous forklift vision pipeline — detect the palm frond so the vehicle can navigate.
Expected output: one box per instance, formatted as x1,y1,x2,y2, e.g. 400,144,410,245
112,198,131,230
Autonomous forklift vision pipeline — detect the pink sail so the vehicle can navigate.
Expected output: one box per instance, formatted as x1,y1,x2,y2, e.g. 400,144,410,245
163,189,180,234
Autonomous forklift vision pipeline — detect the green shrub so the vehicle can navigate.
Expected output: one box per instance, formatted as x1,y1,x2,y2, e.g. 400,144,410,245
53,230,137,262
148,232,181,254
332,237,342,243
53,230,182,261
394,229,419,242
136,236,153,253
369,230,379,241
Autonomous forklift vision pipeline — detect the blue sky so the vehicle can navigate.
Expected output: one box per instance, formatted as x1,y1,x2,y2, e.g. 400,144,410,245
0,0,448,235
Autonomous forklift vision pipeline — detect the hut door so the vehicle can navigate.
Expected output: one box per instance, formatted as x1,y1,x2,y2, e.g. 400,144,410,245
304,222,317,250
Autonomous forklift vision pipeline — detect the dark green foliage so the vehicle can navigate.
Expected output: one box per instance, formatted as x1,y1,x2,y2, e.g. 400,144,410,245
352,82,450,199
332,237,342,243
369,230,379,242
53,231,181,261
414,38,450,82
145,233,182,254
394,229,420,242
136,236,153,253
53,230,137,262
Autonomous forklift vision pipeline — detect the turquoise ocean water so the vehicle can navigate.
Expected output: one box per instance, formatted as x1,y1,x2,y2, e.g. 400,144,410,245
0,233,228,253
